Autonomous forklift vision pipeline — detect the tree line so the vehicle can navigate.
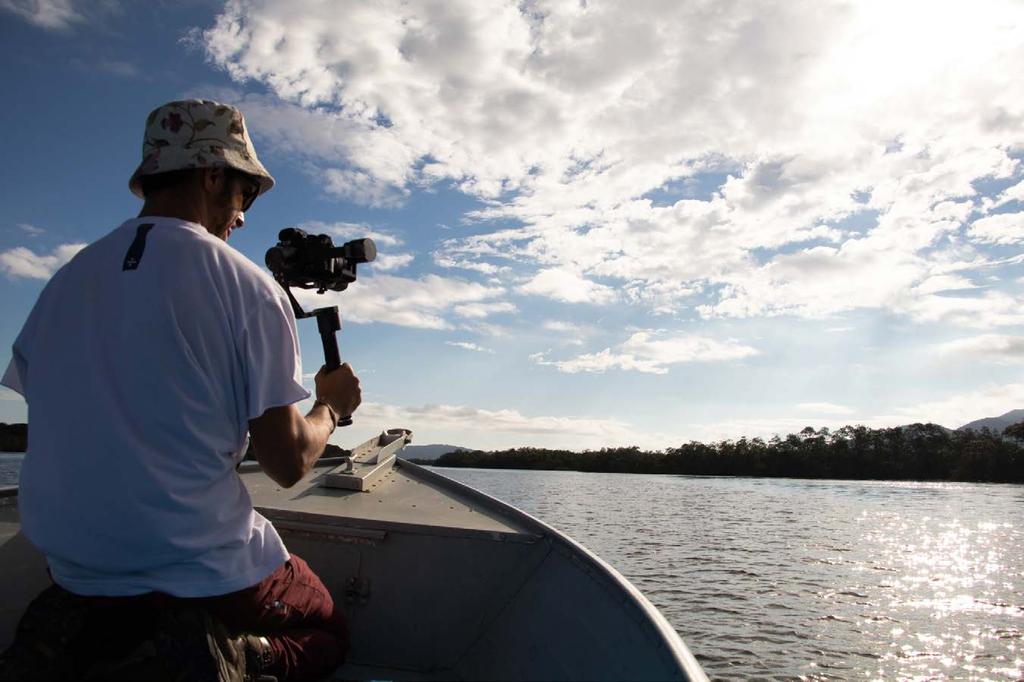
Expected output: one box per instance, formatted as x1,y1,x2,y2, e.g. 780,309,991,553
0,423,27,452
5,420,1023,483
434,422,1024,483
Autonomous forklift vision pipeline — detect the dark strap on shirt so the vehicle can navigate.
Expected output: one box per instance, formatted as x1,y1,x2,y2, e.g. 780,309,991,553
122,223,155,271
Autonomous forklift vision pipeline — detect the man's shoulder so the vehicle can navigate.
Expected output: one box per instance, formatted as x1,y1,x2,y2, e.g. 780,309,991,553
54,217,284,310
215,244,282,307
205,235,275,289
150,219,280,300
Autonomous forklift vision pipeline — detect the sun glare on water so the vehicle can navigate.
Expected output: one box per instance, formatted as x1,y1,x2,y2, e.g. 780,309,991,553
860,510,1023,679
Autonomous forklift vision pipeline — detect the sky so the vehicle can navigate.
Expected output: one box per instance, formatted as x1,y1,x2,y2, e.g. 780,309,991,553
0,0,1022,451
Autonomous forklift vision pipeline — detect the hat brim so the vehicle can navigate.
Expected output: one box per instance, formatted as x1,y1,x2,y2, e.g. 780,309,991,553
129,152,275,200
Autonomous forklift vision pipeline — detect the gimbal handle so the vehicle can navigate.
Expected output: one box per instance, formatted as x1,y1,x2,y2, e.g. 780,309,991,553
313,306,353,428
279,284,352,428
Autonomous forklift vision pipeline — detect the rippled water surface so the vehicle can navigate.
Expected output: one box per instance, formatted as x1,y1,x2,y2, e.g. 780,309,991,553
436,467,1024,680
0,454,21,487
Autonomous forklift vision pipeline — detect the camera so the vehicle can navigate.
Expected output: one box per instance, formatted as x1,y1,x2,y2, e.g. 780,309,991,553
265,228,376,293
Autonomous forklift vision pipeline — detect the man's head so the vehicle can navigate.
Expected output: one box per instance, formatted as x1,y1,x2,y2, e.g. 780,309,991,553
129,100,274,240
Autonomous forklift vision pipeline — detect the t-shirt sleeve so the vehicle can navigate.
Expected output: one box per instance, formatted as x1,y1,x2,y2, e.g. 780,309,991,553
239,292,311,421
2,291,42,398
1,349,26,397
3,264,70,399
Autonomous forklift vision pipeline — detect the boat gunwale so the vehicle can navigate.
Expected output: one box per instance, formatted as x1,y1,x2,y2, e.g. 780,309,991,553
255,505,541,545
400,460,709,682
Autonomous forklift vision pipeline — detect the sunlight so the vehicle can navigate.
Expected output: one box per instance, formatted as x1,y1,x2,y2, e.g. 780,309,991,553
809,0,1019,137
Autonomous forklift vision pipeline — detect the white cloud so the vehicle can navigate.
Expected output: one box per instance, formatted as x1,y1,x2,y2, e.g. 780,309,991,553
294,273,506,330
371,253,414,272
0,0,81,30
533,330,759,375
445,341,493,353
452,301,516,319
898,291,1024,329
521,267,616,304
541,319,597,346
969,213,1023,245
542,320,583,334
297,220,402,248
913,274,978,296
893,382,1024,430
0,243,86,280
355,400,637,449
690,383,1024,441
933,334,1024,362
696,233,1024,328
698,239,927,319
17,223,44,237
992,179,1024,208
433,254,509,275
459,321,511,338
323,168,409,207
202,0,1024,320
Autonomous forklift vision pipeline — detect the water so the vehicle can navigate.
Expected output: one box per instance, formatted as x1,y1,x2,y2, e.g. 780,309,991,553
0,454,21,486
4,456,1021,678
435,467,1024,680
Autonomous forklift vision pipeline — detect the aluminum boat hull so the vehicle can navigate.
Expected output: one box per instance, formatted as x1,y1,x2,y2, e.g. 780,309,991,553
0,449,706,681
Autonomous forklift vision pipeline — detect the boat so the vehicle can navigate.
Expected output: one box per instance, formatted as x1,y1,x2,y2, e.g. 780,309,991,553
0,429,707,680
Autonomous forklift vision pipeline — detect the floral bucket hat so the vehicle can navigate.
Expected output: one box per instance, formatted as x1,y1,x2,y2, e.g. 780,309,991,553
128,99,275,199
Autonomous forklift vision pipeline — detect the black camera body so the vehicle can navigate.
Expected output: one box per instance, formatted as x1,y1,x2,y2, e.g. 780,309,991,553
265,228,376,293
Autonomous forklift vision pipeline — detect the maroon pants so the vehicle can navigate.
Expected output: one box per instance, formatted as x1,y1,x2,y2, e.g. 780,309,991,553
192,554,349,680
64,554,347,681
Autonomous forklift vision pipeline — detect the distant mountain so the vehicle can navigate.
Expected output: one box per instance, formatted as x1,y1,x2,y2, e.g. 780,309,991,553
400,444,469,462
957,409,1024,433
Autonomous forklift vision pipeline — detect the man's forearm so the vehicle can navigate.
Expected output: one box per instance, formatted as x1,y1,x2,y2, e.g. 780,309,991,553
299,402,337,469
250,402,341,488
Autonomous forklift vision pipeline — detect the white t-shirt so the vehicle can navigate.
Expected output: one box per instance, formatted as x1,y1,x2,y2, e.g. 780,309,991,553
0,217,310,597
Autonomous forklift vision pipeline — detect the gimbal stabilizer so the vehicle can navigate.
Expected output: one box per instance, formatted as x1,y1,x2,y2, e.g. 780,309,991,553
265,228,376,426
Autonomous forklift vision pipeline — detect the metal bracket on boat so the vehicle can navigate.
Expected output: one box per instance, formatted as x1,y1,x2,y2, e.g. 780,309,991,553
321,428,413,492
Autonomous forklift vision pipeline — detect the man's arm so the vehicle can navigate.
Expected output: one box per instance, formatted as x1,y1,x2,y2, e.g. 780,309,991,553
248,402,336,487
248,363,361,488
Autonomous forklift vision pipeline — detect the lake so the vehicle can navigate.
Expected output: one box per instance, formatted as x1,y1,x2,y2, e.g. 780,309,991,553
3,456,1021,679
435,467,1024,680
0,454,21,487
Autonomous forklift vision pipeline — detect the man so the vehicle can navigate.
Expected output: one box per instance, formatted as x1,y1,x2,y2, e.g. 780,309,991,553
0,99,360,680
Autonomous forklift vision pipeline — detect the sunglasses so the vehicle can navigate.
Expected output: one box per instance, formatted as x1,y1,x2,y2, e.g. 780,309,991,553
227,170,260,212
239,177,260,212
